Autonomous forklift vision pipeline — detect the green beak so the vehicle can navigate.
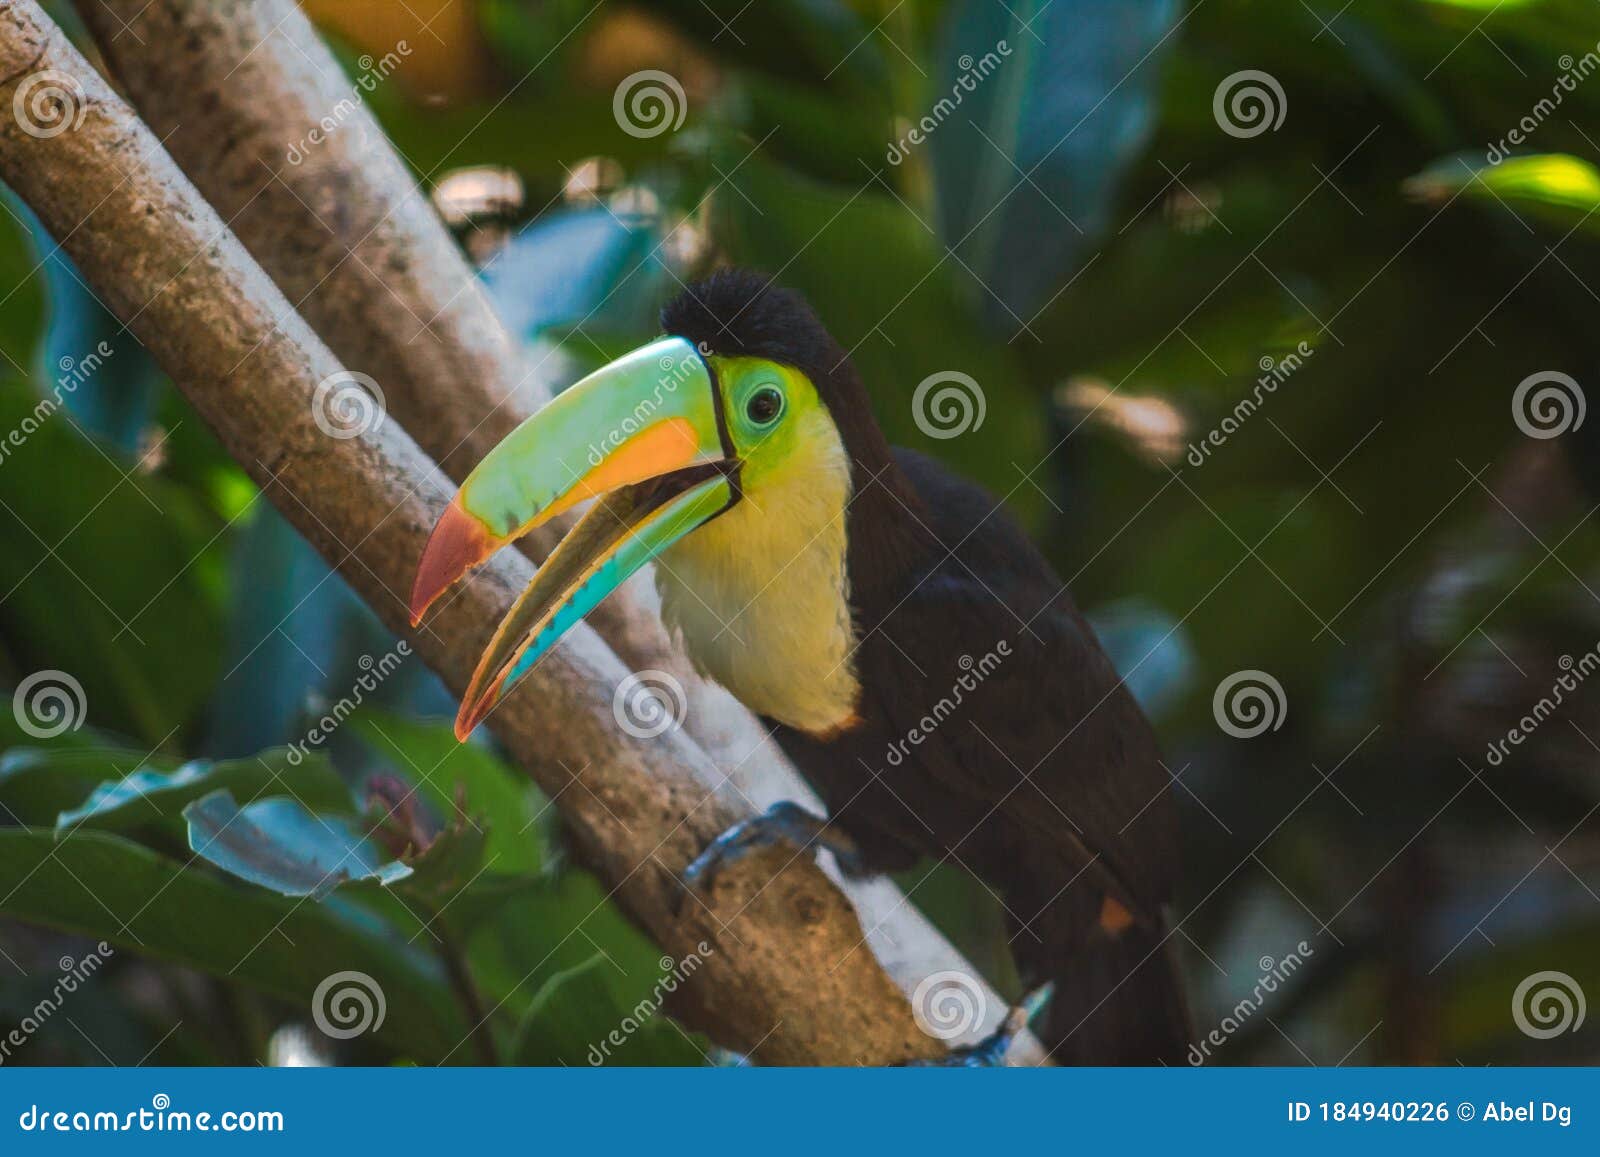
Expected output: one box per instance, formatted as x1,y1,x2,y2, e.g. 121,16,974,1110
408,336,734,738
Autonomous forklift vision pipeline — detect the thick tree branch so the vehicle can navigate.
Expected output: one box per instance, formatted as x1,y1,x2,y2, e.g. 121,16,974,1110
0,0,1032,1064
69,0,1046,1062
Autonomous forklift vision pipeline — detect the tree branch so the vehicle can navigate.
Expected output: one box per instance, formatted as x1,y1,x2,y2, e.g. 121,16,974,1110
0,0,1028,1064
73,0,1048,1063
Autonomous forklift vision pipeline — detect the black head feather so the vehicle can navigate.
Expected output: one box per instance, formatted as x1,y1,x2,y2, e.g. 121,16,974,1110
661,268,930,591
660,270,850,405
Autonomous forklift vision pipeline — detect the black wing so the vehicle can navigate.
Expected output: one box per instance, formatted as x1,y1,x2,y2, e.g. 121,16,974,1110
860,451,1179,915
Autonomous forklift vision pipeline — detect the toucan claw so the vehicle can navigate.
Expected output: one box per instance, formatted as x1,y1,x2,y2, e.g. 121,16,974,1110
677,801,865,913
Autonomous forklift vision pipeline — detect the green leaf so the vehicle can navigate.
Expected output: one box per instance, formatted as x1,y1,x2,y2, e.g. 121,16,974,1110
350,709,546,875
512,955,709,1066
183,790,411,899
0,745,180,828
389,819,488,902
0,828,463,1058
466,869,665,1019
929,0,1177,324
56,748,352,834
1407,152,1600,234
0,377,226,747
0,191,46,374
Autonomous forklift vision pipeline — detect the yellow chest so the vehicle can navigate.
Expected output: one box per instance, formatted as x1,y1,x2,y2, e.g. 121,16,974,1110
655,420,861,735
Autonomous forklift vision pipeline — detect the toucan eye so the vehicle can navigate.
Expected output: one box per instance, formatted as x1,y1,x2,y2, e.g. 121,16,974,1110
745,386,784,426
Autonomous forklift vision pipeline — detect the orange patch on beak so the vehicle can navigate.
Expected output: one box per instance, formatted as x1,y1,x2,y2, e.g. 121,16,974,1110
529,417,707,529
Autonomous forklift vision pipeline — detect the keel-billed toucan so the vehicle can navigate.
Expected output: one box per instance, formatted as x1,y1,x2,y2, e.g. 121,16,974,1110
409,270,1190,1064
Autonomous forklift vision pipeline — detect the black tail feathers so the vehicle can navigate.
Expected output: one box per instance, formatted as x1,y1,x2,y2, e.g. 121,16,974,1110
1037,924,1192,1066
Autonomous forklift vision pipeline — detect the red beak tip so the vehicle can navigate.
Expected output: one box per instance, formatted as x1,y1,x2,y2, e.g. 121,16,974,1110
410,498,500,631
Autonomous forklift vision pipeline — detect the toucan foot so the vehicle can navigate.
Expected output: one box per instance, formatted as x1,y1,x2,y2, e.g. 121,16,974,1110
904,986,1051,1067
912,1032,1014,1067
679,801,863,906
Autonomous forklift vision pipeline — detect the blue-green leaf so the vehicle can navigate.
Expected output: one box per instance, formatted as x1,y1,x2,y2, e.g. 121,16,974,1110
929,0,1177,324
0,827,462,1058
0,745,181,828
183,790,410,899
56,747,352,834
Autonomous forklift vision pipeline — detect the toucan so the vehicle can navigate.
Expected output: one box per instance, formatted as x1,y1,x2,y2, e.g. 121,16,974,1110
409,270,1190,1065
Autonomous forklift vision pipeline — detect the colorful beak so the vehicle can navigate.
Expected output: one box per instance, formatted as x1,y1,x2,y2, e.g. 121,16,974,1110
408,336,735,739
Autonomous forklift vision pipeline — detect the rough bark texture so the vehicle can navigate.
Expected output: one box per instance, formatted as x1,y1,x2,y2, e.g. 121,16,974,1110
0,0,950,1064
78,0,528,479
71,0,1048,1063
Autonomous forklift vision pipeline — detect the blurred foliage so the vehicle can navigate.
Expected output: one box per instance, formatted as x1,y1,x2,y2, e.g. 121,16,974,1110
1,0,1600,1066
